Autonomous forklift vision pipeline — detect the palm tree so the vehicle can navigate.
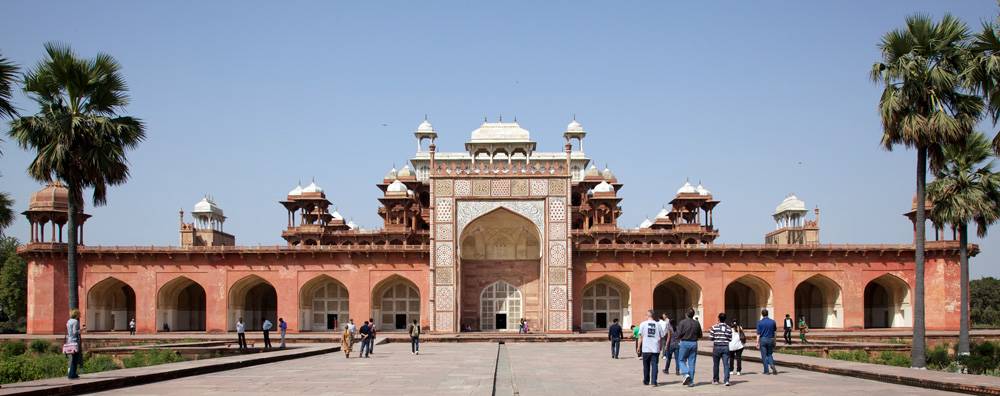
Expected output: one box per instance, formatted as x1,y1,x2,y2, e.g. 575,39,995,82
967,21,1000,155
871,14,982,368
0,53,19,234
928,132,1000,356
8,43,145,310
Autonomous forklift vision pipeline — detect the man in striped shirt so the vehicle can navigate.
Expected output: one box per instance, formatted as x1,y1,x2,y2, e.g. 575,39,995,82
709,313,733,386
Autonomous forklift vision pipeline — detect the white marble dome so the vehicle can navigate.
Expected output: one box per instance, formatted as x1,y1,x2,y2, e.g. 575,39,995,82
585,164,601,178
677,181,696,194
387,179,407,193
384,167,397,180
775,194,807,214
602,167,615,181
639,218,653,228
396,165,414,178
302,181,323,193
566,119,584,132
331,210,344,220
470,121,530,142
288,184,303,196
696,183,711,196
594,181,615,193
417,119,434,132
347,220,358,230
193,197,223,216
655,207,671,219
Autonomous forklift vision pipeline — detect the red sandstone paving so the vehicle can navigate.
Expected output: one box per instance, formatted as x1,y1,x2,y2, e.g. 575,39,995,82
87,342,962,396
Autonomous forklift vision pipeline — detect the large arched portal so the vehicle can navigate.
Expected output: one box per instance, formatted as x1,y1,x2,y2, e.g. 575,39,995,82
157,276,206,332
794,274,843,329
864,274,912,328
582,277,631,330
300,276,349,332
725,275,773,329
372,276,420,331
86,277,136,331
653,275,702,323
228,275,277,331
459,208,541,331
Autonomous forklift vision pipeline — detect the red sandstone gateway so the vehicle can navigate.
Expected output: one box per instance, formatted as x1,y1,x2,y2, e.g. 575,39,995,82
18,119,971,335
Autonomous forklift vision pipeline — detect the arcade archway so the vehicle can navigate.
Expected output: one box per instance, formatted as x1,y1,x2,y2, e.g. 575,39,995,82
372,276,420,331
459,208,541,331
864,274,912,328
86,277,135,331
156,276,206,332
228,275,277,331
794,274,843,329
582,277,630,330
725,275,773,329
300,275,349,332
653,275,702,323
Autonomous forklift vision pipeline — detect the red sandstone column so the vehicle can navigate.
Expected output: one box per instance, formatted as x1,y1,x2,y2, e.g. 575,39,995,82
27,260,63,334
275,273,299,333
136,274,157,334
702,266,724,331
842,267,865,329
772,266,795,326
205,269,228,333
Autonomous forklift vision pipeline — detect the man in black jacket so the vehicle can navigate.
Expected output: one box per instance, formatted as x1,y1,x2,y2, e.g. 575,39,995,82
676,309,703,387
783,314,793,345
608,318,623,359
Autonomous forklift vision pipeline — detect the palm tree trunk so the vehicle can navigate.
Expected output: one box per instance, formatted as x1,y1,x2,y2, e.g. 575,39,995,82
912,146,927,368
66,182,79,311
959,222,970,356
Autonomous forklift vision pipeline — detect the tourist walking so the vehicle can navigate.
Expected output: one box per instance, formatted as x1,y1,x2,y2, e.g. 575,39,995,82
236,317,247,350
710,313,733,386
368,318,377,354
798,316,809,344
278,317,287,349
359,320,372,358
608,318,623,359
262,318,273,350
676,308,702,387
632,325,640,357
341,325,353,358
65,309,82,379
728,319,746,376
128,318,136,335
348,319,356,339
408,319,421,355
757,309,778,375
638,310,666,387
519,318,527,334
663,318,680,375
783,314,793,345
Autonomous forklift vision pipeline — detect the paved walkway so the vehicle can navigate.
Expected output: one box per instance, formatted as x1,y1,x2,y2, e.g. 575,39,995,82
91,342,960,395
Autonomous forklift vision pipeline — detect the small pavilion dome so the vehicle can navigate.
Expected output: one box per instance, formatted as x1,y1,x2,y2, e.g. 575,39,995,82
639,218,653,229
677,181,696,194
417,119,434,132
585,164,601,178
387,179,408,193
655,207,671,219
347,220,358,230
28,181,69,212
302,181,323,193
331,210,344,220
594,181,615,193
384,167,398,180
696,183,711,196
566,119,584,132
193,196,223,217
470,121,531,142
775,194,807,214
602,167,615,181
396,165,414,178
288,184,303,196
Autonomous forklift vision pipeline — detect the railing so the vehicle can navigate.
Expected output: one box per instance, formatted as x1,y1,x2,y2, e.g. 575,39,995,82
575,240,967,251
18,243,431,254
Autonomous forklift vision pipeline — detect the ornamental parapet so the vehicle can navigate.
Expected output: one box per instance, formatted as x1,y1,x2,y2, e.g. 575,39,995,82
17,242,431,259
572,240,976,257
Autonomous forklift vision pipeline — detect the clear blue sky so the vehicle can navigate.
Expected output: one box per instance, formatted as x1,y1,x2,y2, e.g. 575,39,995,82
2,1,998,277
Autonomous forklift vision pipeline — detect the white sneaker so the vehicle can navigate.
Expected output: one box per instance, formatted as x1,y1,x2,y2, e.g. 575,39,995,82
736,371,742,376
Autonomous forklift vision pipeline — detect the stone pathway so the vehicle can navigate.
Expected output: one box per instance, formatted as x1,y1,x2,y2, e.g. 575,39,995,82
90,342,961,395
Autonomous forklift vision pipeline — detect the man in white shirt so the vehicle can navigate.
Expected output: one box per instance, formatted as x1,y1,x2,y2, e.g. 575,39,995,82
236,318,247,350
348,319,356,338
638,310,666,387
262,319,273,349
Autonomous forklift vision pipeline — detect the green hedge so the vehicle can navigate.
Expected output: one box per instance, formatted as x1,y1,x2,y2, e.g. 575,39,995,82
121,349,185,368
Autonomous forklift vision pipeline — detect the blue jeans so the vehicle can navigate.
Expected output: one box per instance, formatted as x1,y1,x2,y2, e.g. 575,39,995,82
360,337,372,357
411,336,419,353
759,337,776,373
67,351,81,379
712,345,731,383
610,339,620,358
642,352,660,385
663,344,679,373
678,340,698,383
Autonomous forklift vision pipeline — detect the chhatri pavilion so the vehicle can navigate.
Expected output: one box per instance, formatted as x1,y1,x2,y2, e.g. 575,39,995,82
17,118,969,334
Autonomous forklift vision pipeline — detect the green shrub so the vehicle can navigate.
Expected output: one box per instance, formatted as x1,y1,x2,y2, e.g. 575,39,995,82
0,353,66,384
927,343,952,369
122,349,184,368
963,341,1000,375
0,341,26,357
82,354,120,374
874,351,911,367
829,350,870,363
28,339,51,354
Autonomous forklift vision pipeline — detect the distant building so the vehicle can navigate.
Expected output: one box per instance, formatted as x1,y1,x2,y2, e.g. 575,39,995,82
18,117,971,335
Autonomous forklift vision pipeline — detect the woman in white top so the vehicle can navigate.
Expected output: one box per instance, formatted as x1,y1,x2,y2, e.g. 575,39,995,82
66,309,82,379
728,319,746,376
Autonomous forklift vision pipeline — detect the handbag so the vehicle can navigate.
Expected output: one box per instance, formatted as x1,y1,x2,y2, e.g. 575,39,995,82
62,342,79,354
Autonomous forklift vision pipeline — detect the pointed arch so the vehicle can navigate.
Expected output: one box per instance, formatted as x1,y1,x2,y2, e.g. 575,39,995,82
460,207,541,261
582,276,631,330
372,275,420,331
864,274,912,328
725,274,773,329
653,275,703,323
156,276,206,332
794,274,843,329
228,275,277,331
86,277,136,331
299,275,349,332
480,280,523,331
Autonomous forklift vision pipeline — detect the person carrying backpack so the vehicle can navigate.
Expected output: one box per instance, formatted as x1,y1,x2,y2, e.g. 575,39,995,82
408,319,421,355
